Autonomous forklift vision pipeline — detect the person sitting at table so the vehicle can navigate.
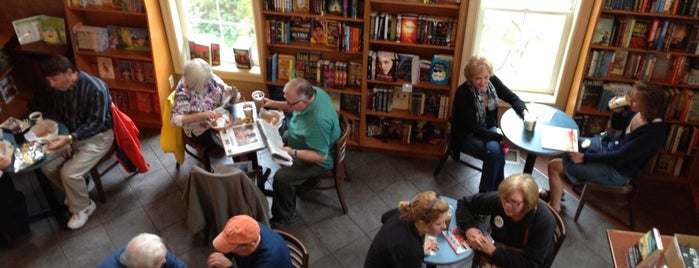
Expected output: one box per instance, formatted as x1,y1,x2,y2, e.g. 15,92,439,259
543,81,669,213
97,233,186,268
207,214,291,268
40,55,114,230
262,78,341,228
364,190,449,268
456,173,556,268
452,56,529,193
170,58,240,142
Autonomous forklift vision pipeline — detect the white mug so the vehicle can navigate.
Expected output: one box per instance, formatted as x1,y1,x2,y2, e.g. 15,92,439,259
29,111,43,124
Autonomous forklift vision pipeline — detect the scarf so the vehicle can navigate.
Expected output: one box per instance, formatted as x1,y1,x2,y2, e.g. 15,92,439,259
469,81,499,127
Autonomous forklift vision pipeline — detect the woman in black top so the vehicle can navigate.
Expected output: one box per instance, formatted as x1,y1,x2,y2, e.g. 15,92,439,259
364,191,450,268
452,56,528,193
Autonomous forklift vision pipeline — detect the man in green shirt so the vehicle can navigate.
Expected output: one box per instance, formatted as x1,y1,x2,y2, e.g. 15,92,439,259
262,78,340,228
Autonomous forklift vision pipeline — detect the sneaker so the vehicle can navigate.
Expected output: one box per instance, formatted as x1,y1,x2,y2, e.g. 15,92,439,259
270,213,298,229
67,200,96,230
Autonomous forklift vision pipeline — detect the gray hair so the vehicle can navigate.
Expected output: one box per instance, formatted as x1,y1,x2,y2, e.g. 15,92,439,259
283,78,315,100
121,233,167,268
183,58,213,92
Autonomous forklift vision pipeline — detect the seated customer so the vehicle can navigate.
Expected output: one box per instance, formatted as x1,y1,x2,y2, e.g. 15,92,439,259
208,215,291,268
170,58,240,142
456,173,556,268
544,81,669,213
97,233,186,268
453,56,528,193
364,191,450,268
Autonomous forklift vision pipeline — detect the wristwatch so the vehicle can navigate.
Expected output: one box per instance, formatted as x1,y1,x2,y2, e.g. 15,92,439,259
294,149,298,158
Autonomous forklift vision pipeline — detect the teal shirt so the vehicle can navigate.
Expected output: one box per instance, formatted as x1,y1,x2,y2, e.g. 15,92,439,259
287,87,341,169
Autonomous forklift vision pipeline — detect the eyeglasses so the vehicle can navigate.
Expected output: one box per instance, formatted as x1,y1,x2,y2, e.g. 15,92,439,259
287,99,303,107
501,198,525,207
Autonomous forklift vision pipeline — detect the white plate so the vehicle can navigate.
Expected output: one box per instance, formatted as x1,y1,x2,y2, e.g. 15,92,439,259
24,120,59,142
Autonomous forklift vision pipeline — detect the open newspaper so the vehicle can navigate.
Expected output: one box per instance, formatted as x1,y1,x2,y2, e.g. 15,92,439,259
257,120,293,166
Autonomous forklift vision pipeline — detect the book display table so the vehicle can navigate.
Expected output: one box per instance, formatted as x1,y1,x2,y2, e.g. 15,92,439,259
607,229,673,268
423,196,473,267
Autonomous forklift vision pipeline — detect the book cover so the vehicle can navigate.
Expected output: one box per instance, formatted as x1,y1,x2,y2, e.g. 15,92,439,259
669,23,690,51
292,0,310,12
107,25,126,49
429,54,452,85
375,50,397,82
290,16,312,42
654,154,678,174
391,87,411,110
116,60,133,81
626,227,664,268
134,92,152,113
325,0,343,15
143,62,155,83
325,19,340,48
327,92,341,111
12,15,42,45
609,50,629,76
311,18,326,45
399,14,419,43
211,42,221,66
0,76,18,105
96,57,116,79
121,27,150,51
540,125,579,152
347,59,362,87
189,39,211,64
593,15,614,45
629,20,649,49
419,59,432,82
112,90,130,111
277,54,295,81
233,40,253,69
131,61,146,82
39,15,67,45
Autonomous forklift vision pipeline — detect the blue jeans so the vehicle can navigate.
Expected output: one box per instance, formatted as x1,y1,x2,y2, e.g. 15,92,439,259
460,127,505,193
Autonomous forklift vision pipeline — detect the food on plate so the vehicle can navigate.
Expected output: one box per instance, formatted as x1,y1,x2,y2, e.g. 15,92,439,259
31,120,58,138
259,111,280,126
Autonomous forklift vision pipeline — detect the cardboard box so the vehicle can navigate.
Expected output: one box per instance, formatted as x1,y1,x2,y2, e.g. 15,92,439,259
665,233,699,268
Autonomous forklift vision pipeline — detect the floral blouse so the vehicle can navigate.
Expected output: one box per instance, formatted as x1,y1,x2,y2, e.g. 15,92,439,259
170,76,238,137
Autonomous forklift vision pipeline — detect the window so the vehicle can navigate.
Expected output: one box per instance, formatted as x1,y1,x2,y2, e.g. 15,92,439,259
161,0,260,76
472,0,582,97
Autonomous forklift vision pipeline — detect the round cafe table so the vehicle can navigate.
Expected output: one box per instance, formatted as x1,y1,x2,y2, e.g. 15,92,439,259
500,103,579,174
423,196,473,267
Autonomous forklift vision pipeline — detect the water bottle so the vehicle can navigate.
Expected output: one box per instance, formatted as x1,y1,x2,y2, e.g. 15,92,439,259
608,95,629,109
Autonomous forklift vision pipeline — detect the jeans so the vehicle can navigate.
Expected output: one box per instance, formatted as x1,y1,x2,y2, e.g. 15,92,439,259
460,126,505,193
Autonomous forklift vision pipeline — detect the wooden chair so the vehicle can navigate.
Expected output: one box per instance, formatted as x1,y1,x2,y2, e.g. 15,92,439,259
572,180,638,230
299,115,350,214
181,131,219,172
542,201,566,259
89,142,119,203
433,118,483,178
275,229,309,268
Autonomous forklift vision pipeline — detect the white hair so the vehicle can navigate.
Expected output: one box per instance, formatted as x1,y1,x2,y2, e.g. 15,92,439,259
121,233,167,268
183,58,213,92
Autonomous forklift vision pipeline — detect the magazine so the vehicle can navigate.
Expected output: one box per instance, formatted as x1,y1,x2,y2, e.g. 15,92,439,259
540,125,579,153
258,119,293,166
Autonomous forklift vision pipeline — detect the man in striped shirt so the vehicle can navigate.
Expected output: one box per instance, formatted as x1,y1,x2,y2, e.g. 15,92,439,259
40,55,114,230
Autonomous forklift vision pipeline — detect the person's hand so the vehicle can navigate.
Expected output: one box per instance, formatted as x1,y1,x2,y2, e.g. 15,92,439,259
201,110,217,122
521,109,529,118
0,154,10,170
207,252,233,268
569,152,584,163
423,235,439,255
466,228,494,254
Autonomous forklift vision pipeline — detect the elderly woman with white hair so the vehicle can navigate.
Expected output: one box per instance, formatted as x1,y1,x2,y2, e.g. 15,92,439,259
170,58,240,141
97,233,186,268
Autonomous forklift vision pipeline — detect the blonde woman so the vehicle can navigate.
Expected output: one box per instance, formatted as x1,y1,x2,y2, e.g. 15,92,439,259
364,191,450,268
452,56,528,193
456,173,556,267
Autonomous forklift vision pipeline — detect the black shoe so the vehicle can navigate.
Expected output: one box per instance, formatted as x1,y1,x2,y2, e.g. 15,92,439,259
270,213,298,229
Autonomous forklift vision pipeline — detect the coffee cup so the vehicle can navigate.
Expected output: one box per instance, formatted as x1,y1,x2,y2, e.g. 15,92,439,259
29,111,43,124
523,114,537,132
252,90,265,111
243,103,254,120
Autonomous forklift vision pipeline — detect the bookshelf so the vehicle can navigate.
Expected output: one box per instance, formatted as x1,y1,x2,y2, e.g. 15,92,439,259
63,0,174,128
566,1,699,198
255,0,467,156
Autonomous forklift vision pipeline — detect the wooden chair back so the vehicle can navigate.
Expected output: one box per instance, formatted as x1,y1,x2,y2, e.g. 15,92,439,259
433,117,483,178
573,180,638,230
299,114,350,213
275,229,309,268
543,201,566,259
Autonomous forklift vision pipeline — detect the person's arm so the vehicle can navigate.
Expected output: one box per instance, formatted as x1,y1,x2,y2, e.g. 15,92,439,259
609,108,634,130
456,192,500,231
489,206,556,268
452,84,502,141
262,97,294,113
170,81,214,126
491,75,528,118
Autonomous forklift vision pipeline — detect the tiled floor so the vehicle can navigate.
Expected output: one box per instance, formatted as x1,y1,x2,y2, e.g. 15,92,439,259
1,128,697,267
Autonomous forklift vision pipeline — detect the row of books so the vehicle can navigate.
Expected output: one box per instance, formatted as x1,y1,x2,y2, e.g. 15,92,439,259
327,92,361,114
587,49,698,85
577,80,632,113
369,12,458,47
369,87,449,118
262,0,359,18
266,17,362,52
603,0,699,17
72,23,150,52
96,57,155,83
663,124,699,155
111,90,160,115
367,50,452,85
573,114,609,137
665,88,699,122
366,116,446,145
266,52,363,89
594,15,699,53
68,0,145,12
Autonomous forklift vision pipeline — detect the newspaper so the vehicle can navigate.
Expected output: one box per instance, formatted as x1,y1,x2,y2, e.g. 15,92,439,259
257,120,293,166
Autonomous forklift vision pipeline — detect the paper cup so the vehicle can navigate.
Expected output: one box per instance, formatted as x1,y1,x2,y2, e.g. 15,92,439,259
29,111,43,124
523,114,537,132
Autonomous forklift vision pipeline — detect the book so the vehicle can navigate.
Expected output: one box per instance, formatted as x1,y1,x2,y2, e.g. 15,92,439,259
396,53,419,84
629,20,649,49
189,39,211,64
116,60,133,81
540,125,579,152
233,38,253,69
290,16,312,42
626,227,664,268
121,27,150,51
211,42,221,66
609,50,629,76
443,227,470,255
429,54,453,85
399,14,419,43
593,15,614,45
346,59,362,87
0,76,18,105
134,92,152,113
12,15,67,45
292,0,310,12
375,50,397,82
96,57,116,79
73,24,109,52
325,0,343,15
325,20,341,48
131,61,146,82
107,25,126,49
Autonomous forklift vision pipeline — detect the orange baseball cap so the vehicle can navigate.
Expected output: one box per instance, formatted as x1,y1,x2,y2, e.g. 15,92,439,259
212,215,260,253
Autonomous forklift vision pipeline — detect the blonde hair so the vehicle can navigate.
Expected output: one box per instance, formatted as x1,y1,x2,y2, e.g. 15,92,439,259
183,58,213,92
463,56,493,80
498,173,539,212
398,191,448,224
